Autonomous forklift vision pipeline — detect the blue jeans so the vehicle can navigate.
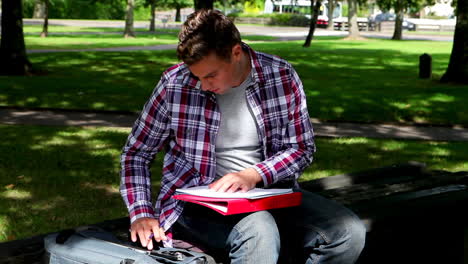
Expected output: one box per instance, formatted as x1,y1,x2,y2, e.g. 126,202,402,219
174,189,366,264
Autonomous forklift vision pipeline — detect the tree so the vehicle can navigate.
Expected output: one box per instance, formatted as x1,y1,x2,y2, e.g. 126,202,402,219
40,0,50,37
441,0,468,84
0,0,33,75
392,0,404,39
376,0,430,40
346,0,361,39
32,0,46,18
124,0,136,38
145,0,158,32
304,0,322,47
194,0,213,10
326,0,336,30
168,0,192,21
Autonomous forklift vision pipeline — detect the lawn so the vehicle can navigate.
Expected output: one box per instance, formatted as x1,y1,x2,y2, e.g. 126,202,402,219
0,124,466,242
1,37,466,125
22,25,275,50
1,29,467,242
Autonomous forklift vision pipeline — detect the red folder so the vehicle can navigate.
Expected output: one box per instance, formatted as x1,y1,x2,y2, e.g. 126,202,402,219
173,192,302,215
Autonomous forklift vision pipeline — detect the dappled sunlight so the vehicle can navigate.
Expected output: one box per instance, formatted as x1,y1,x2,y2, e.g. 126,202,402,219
303,137,468,181
0,50,175,111
0,124,466,241
1,190,32,200
0,216,10,241
81,182,120,196
25,32,179,50
30,196,66,211
249,40,463,125
0,125,152,241
380,141,408,151
1,39,465,124
427,93,455,103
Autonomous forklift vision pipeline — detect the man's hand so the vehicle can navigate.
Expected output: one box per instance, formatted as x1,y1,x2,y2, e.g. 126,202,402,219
130,217,167,250
208,168,262,193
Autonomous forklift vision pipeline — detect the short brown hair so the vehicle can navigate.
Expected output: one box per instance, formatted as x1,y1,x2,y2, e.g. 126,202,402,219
177,9,242,65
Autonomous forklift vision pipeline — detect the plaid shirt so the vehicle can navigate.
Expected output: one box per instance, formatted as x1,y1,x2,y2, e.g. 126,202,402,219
120,44,316,233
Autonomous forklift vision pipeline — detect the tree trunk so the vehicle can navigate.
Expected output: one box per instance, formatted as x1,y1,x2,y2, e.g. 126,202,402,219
40,0,49,38
149,0,156,32
0,0,32,75
441,0,468,84
347,0,360,39
392,0,404,40
326,0,335,30
194,0,214,10
124,0,136,38
32,0,46,18
304,0,322,47
175,6,182,22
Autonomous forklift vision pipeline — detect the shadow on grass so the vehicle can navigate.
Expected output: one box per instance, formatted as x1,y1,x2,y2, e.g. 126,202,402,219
1,124,467,242
0,125,163,241
0,51,176,112
0,40,466,125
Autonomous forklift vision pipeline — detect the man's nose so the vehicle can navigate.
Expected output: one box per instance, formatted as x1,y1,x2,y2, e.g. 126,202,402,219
201,80,212,91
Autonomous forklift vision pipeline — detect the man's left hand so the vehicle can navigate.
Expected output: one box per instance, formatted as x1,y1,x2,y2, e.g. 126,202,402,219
208,168,262,193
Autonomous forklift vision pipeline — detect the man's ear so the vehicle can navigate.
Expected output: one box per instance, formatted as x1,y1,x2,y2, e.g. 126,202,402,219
231,44,243,62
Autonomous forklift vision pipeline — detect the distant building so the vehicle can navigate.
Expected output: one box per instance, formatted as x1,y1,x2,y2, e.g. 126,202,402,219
422,0,454,18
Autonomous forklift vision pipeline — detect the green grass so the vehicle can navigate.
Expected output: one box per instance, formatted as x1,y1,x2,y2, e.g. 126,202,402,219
0,124,466,241
21,25,275,50
23,24,181,34
1,38,467,125
24,32,179,50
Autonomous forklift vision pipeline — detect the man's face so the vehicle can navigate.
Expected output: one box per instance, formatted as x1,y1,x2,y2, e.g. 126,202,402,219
188,46,243,95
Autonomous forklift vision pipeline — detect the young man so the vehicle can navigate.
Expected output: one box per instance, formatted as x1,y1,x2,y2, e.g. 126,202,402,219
120,9,365,264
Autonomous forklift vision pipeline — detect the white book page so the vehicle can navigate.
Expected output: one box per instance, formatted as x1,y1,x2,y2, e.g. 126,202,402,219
175,186,292,199
196,201,228,213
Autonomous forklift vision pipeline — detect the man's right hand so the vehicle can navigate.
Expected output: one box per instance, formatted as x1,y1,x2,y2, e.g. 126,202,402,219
130,217,167,250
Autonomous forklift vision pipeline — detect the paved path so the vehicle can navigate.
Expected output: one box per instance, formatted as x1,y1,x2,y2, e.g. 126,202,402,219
1,108,467,141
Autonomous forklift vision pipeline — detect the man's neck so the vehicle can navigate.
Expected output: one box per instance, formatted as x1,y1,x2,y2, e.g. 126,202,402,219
233,51,252,87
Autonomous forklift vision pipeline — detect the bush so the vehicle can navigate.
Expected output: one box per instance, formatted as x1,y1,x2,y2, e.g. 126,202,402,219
269,13,310,27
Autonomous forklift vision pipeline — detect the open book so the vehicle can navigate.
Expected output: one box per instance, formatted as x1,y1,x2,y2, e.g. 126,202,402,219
173,186,302,215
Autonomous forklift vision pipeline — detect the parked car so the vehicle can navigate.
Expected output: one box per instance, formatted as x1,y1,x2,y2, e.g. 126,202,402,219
369,12,416,31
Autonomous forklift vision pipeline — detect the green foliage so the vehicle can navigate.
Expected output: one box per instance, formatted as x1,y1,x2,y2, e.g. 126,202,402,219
342,3,348,17
133,5,151,20
243,0,264,14
269,13,310,26
22,0,126,19
376,0,431,14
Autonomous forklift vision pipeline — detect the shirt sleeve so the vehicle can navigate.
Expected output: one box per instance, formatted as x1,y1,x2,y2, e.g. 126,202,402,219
119,77,171,223
253,67,316,186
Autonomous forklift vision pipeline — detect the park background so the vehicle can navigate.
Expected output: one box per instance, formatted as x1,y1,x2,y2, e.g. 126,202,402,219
0,0,467,247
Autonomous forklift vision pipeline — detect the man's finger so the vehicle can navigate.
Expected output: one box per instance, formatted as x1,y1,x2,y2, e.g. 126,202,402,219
138,230,150,247
226,182,240,193
131,229,137,242
151,226,162,242
217,180,235,193
147,238,153,250
159,227,167,241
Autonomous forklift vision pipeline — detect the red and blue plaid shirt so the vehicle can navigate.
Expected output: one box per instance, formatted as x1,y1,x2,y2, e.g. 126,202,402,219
120,44,316,233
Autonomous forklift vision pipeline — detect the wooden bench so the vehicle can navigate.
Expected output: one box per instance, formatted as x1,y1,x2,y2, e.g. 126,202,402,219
1,162,467,263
